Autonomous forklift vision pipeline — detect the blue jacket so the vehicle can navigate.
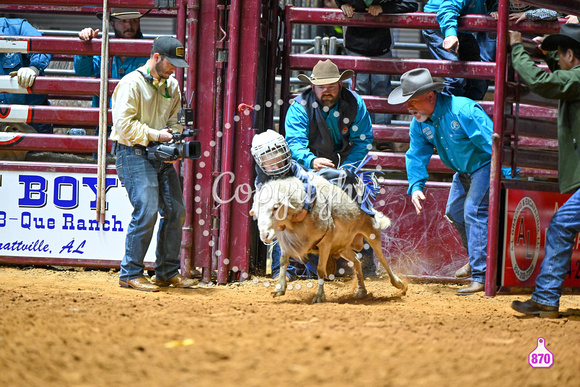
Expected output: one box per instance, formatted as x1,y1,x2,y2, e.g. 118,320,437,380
405,92,492,195
285,88,373,169
424,0,495,38
74,34,148,107
0,18,53,106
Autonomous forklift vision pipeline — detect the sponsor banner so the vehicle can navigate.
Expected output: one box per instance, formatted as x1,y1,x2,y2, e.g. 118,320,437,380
0,169,157,263
502,189,580,287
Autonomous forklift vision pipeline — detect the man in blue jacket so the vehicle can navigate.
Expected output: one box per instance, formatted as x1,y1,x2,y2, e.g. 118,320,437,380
0,18,53,134
422,0,497,100
389,68,493,295
282,60,374,279
74,8,149,108
285,59,374,171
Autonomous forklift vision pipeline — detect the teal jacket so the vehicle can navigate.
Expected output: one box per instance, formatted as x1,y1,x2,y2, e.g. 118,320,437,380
424,0,495,37
74,34,148,108
285,88,373,169
406,92,492,195
511,43,580,193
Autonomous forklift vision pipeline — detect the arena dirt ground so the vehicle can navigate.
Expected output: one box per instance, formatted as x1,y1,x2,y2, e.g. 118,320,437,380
1,266,579,387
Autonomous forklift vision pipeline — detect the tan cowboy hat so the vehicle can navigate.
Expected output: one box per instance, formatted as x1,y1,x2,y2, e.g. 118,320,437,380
542,23,580,52
388,68,447,105
97,8,150,20
297,59,354,86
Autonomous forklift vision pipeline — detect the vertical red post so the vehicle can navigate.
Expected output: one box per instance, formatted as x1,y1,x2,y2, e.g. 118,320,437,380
279,5,293,135
485,0,509,296
228,0,263,279
175,1,186,86
217,0,242,284
193,0,219,283
264,0,281,131
211,5,226,282
179,0,198,278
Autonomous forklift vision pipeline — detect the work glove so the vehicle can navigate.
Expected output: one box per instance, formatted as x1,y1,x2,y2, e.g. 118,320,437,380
9,66,39,88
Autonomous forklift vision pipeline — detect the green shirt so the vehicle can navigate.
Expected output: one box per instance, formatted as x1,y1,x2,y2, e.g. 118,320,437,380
511,43,580,193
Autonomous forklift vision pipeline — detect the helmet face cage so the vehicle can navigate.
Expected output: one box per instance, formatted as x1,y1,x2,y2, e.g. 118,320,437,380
252,139,292,177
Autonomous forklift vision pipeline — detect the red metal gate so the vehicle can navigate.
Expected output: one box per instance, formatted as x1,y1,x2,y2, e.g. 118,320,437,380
1,0,578,292
0,0,273,284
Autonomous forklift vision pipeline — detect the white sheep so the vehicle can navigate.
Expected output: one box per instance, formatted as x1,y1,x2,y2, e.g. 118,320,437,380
250,174,407,303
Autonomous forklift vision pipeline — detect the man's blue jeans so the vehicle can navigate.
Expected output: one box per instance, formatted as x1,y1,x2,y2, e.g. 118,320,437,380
532,189,580,307
116,145,186,281
422,30,496,101
346,49,392,126
445,163,490,283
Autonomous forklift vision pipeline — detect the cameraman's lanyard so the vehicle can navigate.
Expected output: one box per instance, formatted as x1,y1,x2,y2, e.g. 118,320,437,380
139,67,171,98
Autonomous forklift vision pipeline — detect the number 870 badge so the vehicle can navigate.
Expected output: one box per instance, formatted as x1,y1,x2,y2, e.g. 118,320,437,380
529,337,554,368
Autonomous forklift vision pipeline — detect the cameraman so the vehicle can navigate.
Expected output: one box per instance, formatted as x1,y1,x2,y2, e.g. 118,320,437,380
111,36,194,291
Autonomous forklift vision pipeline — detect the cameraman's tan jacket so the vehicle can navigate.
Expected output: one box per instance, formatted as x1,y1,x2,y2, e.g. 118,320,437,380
111,64,183,147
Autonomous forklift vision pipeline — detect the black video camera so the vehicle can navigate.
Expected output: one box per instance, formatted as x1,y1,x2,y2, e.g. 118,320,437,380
147,91,201,162
147,128,201,161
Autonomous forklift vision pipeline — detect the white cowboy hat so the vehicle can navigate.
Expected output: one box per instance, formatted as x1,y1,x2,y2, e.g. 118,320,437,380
97,8,150,20
297,59,354,86
388,68,446,105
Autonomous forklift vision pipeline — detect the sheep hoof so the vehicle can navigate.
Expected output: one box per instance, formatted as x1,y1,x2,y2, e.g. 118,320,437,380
354,288,368,299
273,290,286,298
393,279,407,296
311,294,326,304
391,276,406,290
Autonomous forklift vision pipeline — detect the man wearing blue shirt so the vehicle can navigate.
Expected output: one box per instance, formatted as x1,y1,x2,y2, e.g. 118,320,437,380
285,59,374,170
74,8,149,108
0,18,53,134
422,0,497,100
389,68,492,294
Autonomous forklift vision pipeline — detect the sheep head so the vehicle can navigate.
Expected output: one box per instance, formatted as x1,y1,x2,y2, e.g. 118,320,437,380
250,177,305,244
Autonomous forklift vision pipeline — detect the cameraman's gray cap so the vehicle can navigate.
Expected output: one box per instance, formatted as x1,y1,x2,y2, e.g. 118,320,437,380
153,36,189,68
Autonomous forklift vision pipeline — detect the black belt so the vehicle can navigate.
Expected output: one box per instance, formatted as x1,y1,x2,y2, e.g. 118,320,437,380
112,141,148,155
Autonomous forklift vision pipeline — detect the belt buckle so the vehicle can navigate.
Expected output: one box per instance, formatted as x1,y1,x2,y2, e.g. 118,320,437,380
135,148,143,156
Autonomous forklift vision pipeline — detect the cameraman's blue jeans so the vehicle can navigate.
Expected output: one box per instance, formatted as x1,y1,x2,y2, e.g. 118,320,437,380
445,164,490,284
116,145,186,282
422,29,496,100
532,189,580,307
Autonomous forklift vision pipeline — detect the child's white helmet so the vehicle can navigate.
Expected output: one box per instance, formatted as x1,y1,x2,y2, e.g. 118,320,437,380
251,130,292,176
